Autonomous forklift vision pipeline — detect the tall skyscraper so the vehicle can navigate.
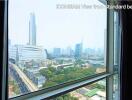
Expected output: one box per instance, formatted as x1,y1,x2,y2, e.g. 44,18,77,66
29,13,36,45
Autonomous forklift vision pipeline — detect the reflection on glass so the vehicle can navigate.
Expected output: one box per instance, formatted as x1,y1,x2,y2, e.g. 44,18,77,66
51,79,106,100
8,0,107,98
113,75,119,100
114,11,120,70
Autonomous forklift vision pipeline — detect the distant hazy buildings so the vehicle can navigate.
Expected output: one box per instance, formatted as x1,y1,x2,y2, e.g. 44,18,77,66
29,13,36,46
61,47,73,57
84,48,95,57
75,43,82,58
9,45,17,62
53,48,61,57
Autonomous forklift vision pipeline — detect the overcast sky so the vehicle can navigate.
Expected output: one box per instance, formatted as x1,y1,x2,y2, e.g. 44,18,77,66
9,0,106,50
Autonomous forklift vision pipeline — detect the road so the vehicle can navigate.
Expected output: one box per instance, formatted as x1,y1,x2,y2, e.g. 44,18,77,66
11,63,38,92
9,65,29,94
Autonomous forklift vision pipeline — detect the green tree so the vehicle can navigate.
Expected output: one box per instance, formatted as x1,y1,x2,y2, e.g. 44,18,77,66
39,69,54,79
91,83,105,91
48,67,56,72
43,81,57,88
58,60,64,64
50,74,66,83
74,59,84,66
41,66,96,89
53,93,78,100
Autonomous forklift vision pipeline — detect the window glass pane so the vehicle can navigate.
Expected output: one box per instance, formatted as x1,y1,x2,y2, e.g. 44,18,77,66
9,0,107,98
114,11,120,72
51,79,106,100
113,11,120,100
113,74,119,100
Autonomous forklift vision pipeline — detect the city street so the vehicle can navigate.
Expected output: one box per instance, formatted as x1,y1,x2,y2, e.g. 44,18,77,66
9,63,38,92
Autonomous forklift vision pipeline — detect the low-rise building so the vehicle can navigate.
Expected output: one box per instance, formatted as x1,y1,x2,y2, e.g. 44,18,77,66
9,44,47,64
17,45,47,61
24,68,46,88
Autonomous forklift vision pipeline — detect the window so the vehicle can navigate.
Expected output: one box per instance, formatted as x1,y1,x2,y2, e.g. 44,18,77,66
8,0,107,98
52,79,106,100
3,0,120,100
113,74,119,100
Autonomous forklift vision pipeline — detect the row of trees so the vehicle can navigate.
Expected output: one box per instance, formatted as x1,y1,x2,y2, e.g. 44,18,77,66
39,66,96,99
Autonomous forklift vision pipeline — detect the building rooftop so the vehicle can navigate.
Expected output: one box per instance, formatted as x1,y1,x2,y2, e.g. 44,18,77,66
26,68,40,72
97,91,106,97
85,88,99,97
90,95,101,100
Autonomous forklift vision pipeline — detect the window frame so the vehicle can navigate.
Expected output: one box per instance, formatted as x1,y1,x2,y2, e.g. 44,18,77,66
1,0,8,100
0,0,121,100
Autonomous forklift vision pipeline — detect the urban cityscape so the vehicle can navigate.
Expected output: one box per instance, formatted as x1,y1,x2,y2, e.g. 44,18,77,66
8,13,106,100
8,12,107,100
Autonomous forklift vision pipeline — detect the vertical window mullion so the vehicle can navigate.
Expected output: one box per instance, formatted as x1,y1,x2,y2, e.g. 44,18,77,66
106,1,114,100
113,10,121,100
2,0,8,100
0,1,5,100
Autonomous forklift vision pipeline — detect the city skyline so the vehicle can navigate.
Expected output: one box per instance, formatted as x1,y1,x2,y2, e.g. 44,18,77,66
9,0,106,50
9,38,104,53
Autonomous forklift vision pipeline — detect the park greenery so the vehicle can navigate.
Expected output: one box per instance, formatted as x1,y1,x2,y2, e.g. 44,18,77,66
39,65,96,88
51,93,78,100
90,83,106,91
39,59,104,99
